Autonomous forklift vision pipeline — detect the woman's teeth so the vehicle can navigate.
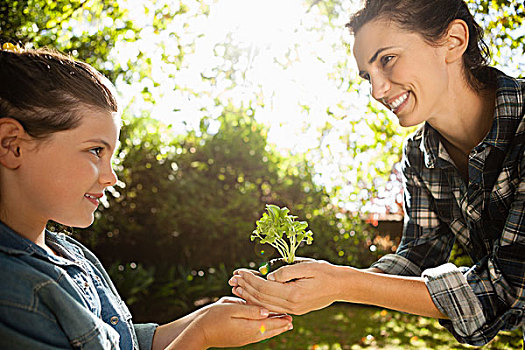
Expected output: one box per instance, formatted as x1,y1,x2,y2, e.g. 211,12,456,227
389,92,409,110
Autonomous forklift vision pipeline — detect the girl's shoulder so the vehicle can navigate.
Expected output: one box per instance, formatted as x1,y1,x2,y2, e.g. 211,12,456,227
0,251,64,308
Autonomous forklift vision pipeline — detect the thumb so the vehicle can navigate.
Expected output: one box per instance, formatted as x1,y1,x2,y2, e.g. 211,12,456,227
267,263,306,283
230,304,270,320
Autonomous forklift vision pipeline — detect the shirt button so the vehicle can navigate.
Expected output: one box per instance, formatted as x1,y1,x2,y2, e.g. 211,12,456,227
110,316,119,325
84,282,89,289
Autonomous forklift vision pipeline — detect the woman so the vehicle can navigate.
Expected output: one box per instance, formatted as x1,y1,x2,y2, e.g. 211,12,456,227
229,0,525,346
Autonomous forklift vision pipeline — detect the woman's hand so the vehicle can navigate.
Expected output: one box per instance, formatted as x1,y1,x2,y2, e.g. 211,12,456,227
165,298,293,350
229,259,343,315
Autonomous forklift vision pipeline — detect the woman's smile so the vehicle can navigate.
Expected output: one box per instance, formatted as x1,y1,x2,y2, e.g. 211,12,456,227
386,91,411,114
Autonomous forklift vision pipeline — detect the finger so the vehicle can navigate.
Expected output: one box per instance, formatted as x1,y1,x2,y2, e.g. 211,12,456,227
228,303,272,320
269,314,293,323
238,270,294,296
233,268,261,277
269,313,292,320
255,319,293,341
217,296,246,305
267,261,312,282
232,284,292,314
228,275,240,287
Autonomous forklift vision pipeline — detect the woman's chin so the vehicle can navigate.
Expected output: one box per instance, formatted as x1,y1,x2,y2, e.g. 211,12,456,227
396,114,424,128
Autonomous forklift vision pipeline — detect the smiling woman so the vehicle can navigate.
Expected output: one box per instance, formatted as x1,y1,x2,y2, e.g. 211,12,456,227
229,0,525,347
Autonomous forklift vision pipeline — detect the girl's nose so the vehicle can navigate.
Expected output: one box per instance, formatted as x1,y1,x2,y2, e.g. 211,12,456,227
100,162,118,187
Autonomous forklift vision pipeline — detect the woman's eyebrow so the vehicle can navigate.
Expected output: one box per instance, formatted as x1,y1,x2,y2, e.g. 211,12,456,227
358,46,396,78
368,46,395,64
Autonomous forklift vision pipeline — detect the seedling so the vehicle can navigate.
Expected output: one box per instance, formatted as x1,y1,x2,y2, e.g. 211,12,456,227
251,204,314,274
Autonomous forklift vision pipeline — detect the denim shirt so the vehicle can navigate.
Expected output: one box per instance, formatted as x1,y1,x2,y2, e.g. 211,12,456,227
0,222,158,349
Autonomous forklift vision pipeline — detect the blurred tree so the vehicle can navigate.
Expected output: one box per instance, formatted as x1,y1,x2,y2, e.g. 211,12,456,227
0,0,139,81
79,107,371,269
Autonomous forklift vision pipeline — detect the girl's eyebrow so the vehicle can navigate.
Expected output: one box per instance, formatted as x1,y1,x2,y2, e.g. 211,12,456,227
84,139,118,152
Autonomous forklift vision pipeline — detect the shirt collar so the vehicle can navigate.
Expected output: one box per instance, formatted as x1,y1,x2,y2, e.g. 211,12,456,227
419,123,451,169
0,221,41,256
482,69,524,150
0,221,65,260
419,68,524,166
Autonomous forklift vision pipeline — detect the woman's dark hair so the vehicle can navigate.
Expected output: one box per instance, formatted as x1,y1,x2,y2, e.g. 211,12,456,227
346,0,493,90
0,44,118,138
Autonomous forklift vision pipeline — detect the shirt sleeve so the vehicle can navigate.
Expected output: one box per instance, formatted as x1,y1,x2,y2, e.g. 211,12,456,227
134,323,158,350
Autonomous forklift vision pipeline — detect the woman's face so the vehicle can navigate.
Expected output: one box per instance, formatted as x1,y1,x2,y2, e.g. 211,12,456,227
353,19,450,127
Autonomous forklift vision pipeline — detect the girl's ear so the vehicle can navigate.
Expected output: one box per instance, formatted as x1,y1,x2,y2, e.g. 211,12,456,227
0,118,26,169
444,19,469,64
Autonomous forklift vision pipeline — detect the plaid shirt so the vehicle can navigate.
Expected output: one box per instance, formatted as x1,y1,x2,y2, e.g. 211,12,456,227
372,69,525,346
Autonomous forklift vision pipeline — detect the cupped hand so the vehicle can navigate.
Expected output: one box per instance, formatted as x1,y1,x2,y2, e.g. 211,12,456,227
229,259,341,315
189,301,293,349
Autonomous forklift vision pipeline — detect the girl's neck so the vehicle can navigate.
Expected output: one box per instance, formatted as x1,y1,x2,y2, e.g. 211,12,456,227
0,203,48,250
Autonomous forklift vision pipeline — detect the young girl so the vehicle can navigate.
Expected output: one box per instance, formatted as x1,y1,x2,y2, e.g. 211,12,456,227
0,43,293,349
230,0,525,347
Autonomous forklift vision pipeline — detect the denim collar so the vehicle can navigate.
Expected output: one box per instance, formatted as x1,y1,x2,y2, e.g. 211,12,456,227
0,221,43,256
0,221,77,265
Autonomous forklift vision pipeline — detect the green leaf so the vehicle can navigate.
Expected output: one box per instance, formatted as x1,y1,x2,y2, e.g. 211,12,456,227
251,204,315,260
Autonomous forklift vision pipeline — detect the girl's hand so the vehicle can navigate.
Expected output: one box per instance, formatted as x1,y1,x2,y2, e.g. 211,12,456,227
166,300,293,349
229,259,342,315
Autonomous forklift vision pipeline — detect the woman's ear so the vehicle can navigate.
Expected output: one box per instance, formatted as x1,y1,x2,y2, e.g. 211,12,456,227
444,19,469,64
0,118,26,169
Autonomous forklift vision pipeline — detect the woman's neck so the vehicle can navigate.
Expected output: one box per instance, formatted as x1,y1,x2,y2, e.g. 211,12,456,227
430,80,496,156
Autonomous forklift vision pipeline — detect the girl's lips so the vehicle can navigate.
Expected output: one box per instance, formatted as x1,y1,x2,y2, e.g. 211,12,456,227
84,193,102,206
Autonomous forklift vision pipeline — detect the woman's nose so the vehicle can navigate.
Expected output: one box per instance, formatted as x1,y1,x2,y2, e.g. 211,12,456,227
370,74,390,101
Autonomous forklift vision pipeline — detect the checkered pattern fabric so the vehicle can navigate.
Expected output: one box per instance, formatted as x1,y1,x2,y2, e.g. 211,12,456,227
372,68,525,346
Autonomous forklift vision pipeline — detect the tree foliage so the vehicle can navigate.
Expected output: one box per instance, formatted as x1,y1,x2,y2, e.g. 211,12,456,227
78,108,370,270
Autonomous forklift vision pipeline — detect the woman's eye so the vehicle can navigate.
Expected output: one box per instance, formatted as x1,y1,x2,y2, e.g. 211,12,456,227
360,73,370,82
381,55,394,66
89,147,103,157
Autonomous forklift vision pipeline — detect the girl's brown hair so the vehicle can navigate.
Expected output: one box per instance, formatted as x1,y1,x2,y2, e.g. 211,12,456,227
0,45,118,138
346,0,493,90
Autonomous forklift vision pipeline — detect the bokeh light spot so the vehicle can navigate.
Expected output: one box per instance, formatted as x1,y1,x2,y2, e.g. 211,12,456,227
260,323,266,334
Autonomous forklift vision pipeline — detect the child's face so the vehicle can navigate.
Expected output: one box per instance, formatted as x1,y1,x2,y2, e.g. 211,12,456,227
18,109,120,229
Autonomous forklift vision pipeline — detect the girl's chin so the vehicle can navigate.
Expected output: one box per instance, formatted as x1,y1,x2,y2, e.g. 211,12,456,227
54,217,94,229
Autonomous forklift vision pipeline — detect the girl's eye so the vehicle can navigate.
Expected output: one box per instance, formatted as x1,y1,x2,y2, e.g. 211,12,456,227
381,55,394,67
89,147,103,157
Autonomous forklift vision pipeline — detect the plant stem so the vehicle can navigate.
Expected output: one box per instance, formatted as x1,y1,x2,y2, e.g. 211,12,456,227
275,237,291,261
271,243,287,260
